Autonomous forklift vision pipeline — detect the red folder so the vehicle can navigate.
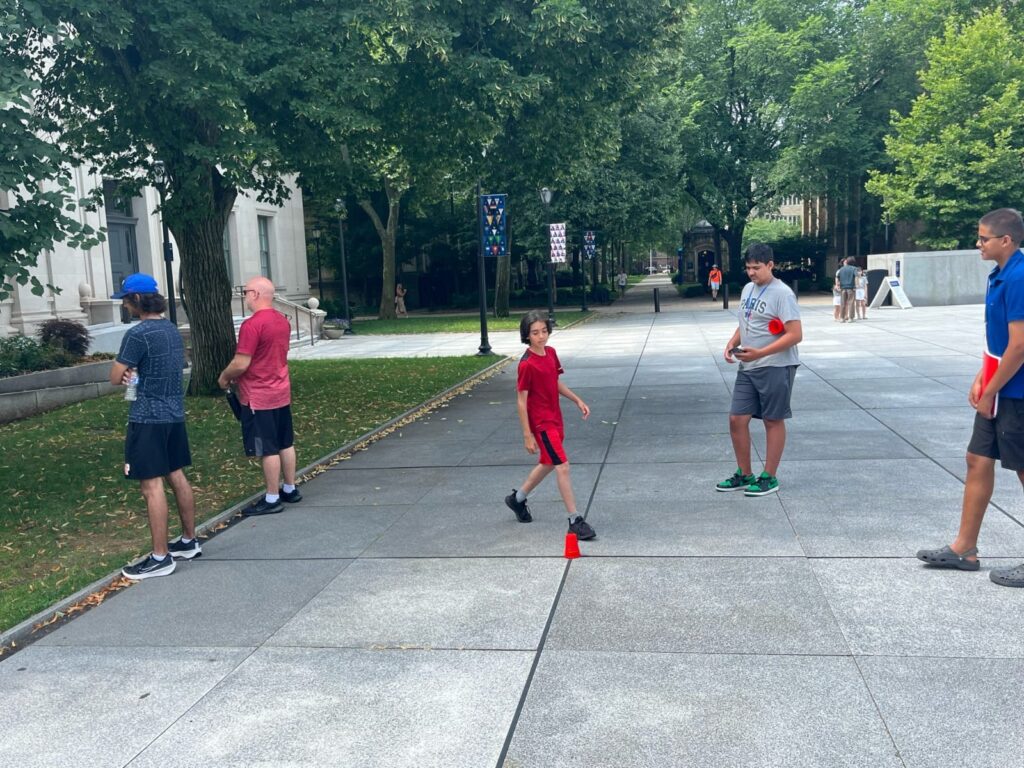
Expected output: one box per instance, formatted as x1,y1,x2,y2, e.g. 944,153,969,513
982,349,1001,417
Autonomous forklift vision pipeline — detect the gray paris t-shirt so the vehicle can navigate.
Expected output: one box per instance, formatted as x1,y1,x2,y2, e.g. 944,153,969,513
738,278,801,370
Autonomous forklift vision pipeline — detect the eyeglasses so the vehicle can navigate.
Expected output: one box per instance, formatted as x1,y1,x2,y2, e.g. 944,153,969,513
243,288,258,296
977,234,1006,244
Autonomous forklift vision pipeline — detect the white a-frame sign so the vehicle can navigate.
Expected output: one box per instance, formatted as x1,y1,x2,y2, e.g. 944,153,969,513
870,277,914,309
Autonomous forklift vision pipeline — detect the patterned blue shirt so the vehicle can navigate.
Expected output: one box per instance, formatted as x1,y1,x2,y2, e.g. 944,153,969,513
116,319,186,423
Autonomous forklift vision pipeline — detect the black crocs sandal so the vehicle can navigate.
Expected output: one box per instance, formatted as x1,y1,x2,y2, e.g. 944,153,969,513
990,562,1024,587
915,545,980,571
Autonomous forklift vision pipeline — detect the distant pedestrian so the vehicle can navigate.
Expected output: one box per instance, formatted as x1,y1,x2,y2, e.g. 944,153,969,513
218,276,302,516
835,257,858,322
617,270,628,294
717,244,802,497
855,268,868,319
395,282,408,317
832,284,842,322
916,208,1024,587
504,310,596,541
110,273,199,579
708,264,723,300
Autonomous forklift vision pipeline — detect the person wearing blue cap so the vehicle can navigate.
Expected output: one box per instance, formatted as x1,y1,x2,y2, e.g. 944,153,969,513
109,273,199,579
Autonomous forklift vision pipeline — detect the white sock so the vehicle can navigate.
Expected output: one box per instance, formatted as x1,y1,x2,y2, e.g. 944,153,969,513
265,493,280,504
282,484,296,493
179,536,193,544
152,552,168,561
515,490,527,503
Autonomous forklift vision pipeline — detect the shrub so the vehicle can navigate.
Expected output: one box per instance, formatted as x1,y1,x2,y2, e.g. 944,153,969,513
0,336,77,378
39,319,91,356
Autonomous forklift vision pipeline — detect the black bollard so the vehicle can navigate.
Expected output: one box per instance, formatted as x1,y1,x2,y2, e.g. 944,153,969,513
723,282,729,310
791,278,799,302
653,287,661,312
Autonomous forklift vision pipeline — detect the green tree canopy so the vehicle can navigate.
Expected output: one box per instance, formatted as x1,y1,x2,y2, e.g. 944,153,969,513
0,4,101,300
866,9,1024,247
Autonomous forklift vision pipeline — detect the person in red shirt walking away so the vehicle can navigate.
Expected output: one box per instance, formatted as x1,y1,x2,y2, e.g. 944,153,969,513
505,310,596,540
218,276,303,516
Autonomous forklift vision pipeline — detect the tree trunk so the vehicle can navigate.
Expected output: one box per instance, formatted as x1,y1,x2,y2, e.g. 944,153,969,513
360,178,404,320
165,166,237,395
724,224,744,277
494,254,510,317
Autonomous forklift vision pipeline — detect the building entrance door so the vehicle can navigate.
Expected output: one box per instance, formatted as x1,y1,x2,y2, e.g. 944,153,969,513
697,250,715,288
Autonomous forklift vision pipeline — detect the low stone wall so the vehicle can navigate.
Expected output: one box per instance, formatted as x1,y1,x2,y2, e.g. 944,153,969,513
0,361,116,424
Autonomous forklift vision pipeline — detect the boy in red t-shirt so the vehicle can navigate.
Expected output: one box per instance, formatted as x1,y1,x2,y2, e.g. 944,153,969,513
505,310,596,540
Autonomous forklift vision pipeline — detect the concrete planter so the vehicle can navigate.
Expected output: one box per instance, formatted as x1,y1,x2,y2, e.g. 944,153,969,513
0,360,114,395
0,361,191,424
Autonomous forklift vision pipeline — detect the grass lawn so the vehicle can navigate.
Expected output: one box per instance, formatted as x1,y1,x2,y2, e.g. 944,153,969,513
0,356,497,634
350,309,592,335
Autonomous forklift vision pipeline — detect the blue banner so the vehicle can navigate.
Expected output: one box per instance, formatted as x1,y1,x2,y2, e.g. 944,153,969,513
480,194,508,258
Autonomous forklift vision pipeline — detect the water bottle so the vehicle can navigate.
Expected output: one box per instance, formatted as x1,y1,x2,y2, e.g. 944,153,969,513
124,372,139,401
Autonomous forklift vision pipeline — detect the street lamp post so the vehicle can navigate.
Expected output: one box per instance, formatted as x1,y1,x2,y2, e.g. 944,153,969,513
334,199,353,334
539,187,556,327
153,161,177,325
312,227,323,303
578,245,588,312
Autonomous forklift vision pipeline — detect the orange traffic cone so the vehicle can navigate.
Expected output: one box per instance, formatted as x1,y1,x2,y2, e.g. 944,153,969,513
564,532,581,559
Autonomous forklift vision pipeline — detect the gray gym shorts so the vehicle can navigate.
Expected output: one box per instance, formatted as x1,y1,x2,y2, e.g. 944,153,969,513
730,365,798,420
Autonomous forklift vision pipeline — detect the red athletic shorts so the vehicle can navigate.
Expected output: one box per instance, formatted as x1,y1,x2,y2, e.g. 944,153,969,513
535,428,568,466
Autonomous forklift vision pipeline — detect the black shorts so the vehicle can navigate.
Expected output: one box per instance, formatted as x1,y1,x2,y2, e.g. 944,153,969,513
730,365,797,420
967,396,1024,471
124,422,191,481
241,404,294,457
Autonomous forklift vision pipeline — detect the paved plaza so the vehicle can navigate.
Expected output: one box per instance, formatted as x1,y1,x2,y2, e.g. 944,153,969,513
3,280,1024,767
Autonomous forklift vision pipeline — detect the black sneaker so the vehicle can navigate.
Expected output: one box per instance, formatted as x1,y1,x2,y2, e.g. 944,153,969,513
504,490,532,523
744,472,780,497
279,487,303,503
716,468,756,492
569,516,596,541
243,497,284,516
168,536,202,560
122,554,176,580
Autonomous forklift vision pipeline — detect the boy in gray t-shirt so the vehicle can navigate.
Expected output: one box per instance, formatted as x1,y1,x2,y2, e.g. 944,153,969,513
717,244,803,497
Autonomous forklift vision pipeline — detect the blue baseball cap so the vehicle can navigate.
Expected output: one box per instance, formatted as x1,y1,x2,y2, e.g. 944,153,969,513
112,273,159,298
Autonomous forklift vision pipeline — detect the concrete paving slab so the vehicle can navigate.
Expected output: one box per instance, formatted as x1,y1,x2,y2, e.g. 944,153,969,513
606,431,739,463
458,437,611,466
546,558,847,655
506,651,902,768
858,656,1024,768
581,497,802,556
417,464,601,505
37,559,352,647
827,377,968,409
304,466,443,506
869,407,974,458
0,646,252,768
591,462,766,503
128,647,531,768
269,557,564,649
335,437,483,468
751,428,924,460
361,503,579,557
782,495,1024,557
812,558,1024,657
201,506,399,560
778,458,967,498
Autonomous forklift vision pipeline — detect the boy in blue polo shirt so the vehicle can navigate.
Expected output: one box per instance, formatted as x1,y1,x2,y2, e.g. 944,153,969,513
917,208,1024,587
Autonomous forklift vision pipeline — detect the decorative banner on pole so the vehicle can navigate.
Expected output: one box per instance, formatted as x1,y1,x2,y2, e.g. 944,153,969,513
479,194,508,258
583,230,596,260
549,223,567,263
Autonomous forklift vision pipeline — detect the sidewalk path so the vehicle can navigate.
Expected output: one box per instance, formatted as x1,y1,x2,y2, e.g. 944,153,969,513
3,298,1024,768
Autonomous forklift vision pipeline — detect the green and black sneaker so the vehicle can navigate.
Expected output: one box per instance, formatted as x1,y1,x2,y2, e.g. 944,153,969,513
716,468,756,492
744,472,779,497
